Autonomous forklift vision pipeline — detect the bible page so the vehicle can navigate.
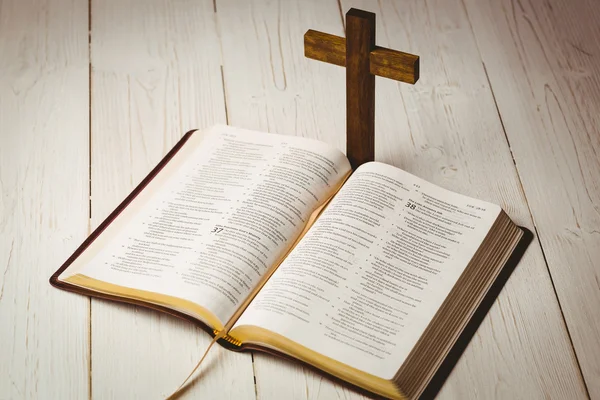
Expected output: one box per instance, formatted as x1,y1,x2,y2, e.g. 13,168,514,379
60,125,350,327
232,161,500,379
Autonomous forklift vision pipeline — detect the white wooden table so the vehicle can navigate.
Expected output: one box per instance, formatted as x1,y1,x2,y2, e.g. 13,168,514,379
1,0,598,398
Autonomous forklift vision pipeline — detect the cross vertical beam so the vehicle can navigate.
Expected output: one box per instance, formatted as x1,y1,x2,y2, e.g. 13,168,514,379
304,8,419,170
346,9,376,170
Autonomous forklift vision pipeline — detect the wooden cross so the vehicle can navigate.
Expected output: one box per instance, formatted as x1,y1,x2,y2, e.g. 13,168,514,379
304,8,419,170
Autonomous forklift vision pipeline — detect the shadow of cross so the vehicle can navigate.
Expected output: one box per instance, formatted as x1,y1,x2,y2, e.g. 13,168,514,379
304,8,420,170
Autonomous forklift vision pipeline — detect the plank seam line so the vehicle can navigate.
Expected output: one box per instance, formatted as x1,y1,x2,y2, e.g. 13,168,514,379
88,0,93,398
88,0,92,222
336,0,346,32
481,61,592,400
220,66,230,125
251,353,258,399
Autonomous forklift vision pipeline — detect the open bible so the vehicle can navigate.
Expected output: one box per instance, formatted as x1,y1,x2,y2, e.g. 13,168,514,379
51,125,523,400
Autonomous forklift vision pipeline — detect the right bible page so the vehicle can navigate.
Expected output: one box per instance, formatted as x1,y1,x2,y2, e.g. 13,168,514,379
232,162,501,379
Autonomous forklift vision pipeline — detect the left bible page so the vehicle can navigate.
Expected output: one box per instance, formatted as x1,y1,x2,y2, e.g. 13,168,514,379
57,125,351,331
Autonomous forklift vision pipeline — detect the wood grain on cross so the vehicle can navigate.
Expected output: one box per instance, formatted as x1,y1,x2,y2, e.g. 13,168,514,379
304,8,419,169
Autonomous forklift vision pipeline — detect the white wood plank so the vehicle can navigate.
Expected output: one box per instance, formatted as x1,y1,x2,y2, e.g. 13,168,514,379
0,0,90,398
336,0,588,398
463,0,600,397
217,0,368,398
90,1,255,398
217,0,347,149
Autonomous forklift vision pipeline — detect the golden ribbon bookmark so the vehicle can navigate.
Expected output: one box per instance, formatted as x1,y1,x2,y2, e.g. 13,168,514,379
165,330,225,400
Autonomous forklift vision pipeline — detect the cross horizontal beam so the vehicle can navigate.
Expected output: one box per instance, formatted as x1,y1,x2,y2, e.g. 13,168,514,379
304,29,419,84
